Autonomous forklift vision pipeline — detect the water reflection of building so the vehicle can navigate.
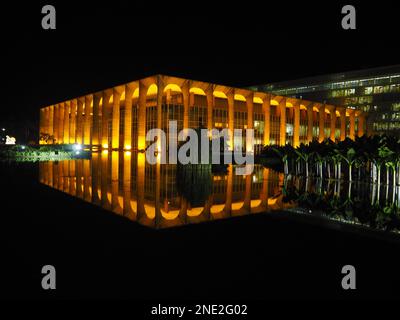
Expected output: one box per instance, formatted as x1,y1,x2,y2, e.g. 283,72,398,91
39,152,293,228
39,75,367,153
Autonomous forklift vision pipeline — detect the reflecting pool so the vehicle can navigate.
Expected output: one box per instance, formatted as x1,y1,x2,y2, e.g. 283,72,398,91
38,151,400,235
39,151,290,228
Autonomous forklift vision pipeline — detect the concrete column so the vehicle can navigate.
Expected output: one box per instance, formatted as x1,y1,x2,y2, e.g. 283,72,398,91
227,91,235,151
156,77,165,152
69,99,76,144
279,98,286,146
101,90,112,148
84,96,92,145
263,96,271,146
92,93,101,146
111,152,120,213
329,106,336,141
246,93,254,152
349,109,355,140
76,98,84,144
49,105,54,143
206,86,213,131
182,81,190,131
59,103,65,144
112,88,121,149
63,101,70,144
138,81,147,151
293,101,300,147
318,104,325,142
39,109,45,144
339,108,346,141
358,113,365,137
306,104,313,143
44,108,49,137
124,85,134,150
53,104,59,144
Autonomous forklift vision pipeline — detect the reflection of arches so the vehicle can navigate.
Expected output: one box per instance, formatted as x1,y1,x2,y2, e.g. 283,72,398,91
118,196,123,210
130,200,137,213
144,205,156,219
187,207,203,217
210,204,225,214
160,209,180,220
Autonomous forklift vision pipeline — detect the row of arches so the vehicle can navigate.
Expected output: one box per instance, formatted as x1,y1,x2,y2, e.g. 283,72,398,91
39,75,368,150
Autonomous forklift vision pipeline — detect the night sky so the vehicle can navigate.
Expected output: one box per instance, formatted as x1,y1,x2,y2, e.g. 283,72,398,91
1,2,398,142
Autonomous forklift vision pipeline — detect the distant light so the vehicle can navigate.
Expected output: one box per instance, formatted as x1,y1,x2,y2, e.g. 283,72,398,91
124,145,131,150
75,151,80,155
73,144,82,151
21,145,26,150
1,128,5,131
5,135,16,145
102,143,108,149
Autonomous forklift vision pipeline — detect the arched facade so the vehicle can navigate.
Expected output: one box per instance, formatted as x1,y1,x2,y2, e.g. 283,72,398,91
39,75,368,150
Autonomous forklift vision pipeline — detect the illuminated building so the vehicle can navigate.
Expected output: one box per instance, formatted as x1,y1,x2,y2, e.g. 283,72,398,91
250,65,400,136
39,75,367,152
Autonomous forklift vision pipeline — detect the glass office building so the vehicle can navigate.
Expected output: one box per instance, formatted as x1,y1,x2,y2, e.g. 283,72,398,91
250,65,400,136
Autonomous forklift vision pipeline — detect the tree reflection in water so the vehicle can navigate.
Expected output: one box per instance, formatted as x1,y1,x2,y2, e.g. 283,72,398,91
282,176,400,233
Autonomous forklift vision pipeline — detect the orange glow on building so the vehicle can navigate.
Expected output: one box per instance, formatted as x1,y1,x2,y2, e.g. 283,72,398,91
39,75,368,150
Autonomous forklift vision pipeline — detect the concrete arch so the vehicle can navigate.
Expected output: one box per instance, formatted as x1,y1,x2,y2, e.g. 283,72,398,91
132,88,139,98
253,97,263,104
164,83,182,93
213,91,227,99
189,87,206,96
147,84,158,96
234,94,246,102
120,91,125,101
